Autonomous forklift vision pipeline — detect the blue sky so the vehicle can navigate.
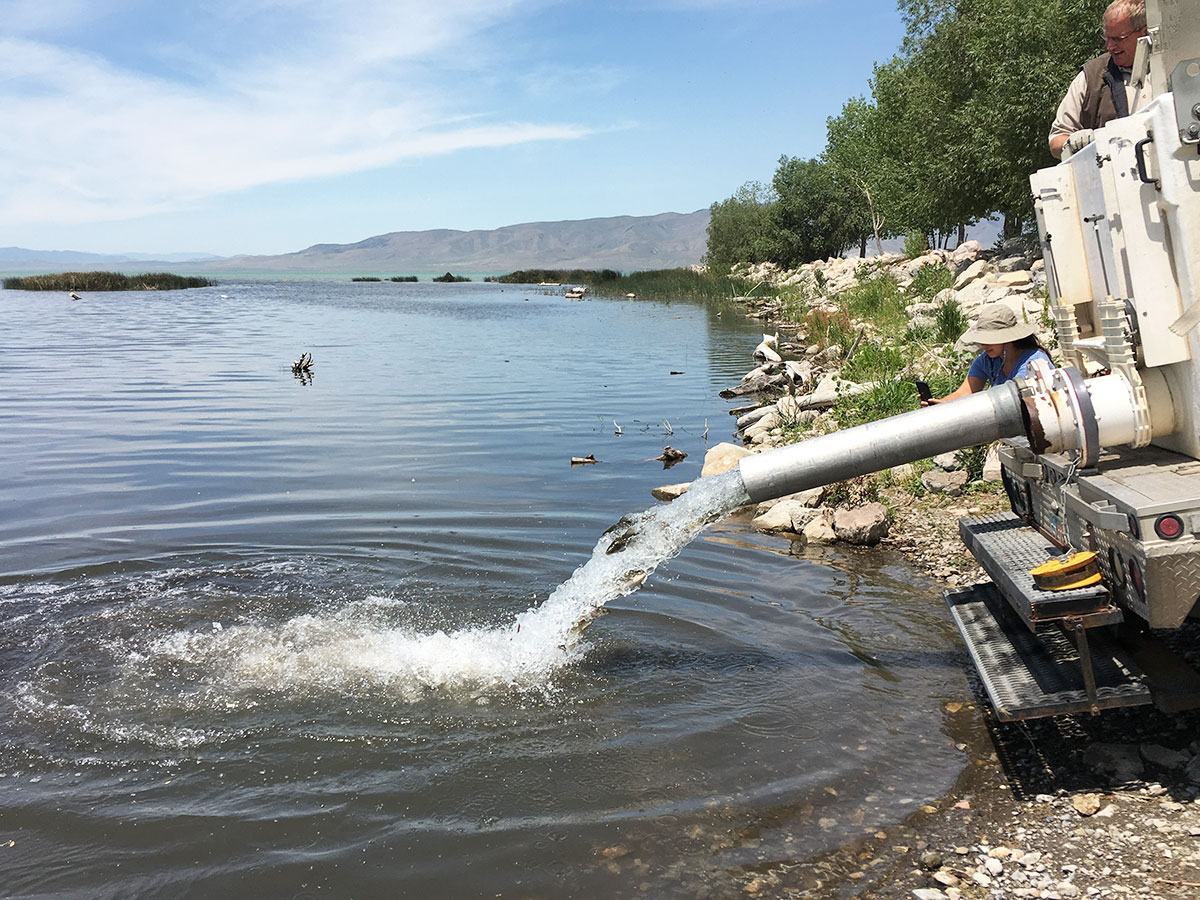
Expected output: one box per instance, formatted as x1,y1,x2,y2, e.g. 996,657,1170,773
0,0,905,256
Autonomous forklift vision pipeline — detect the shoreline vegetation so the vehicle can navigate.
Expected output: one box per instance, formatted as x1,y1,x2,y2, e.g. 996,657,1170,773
3,271,214,291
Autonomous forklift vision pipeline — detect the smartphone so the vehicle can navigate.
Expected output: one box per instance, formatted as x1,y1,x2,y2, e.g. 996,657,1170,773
915,380,933,402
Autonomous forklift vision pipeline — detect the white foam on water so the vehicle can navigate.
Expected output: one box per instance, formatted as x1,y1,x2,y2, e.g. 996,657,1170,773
144,470,750,699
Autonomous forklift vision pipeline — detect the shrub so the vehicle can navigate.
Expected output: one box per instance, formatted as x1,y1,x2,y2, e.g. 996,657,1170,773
909,263,954,300
935,297,969,344
904,230,929,258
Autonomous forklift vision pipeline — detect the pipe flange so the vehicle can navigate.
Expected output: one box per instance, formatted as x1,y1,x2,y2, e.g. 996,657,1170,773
1057,366,1100,468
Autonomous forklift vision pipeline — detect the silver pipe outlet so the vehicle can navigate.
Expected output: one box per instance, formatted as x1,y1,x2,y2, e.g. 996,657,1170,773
737,381,1028,504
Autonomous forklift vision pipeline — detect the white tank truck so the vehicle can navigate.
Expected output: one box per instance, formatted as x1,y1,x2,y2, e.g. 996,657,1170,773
731,0,1200,721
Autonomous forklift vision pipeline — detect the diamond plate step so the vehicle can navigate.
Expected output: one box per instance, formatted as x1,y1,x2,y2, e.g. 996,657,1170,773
946,582,1151,721
959,513,1111,623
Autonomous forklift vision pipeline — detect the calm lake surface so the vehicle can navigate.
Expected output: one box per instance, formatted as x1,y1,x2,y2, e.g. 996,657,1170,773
0,281,976,899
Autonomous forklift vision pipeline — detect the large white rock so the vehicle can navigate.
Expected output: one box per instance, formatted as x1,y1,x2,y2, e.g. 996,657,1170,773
953,259,994,290
751,500,808,534
651,483,690,501
702,442,753,476
796,373,874,410
803,512,837,544
952,239,982,263
995,270,1032,287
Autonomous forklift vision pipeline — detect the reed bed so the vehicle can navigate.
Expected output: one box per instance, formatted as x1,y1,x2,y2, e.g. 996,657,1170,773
3,271,214,291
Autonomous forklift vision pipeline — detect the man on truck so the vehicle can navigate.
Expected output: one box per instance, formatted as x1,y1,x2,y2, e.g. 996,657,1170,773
1048,0,1149,159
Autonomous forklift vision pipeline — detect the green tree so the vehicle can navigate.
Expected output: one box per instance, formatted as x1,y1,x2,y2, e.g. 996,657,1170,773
704,181,780,272
890,0,1108,236
770,155,857,266
825,97,897,256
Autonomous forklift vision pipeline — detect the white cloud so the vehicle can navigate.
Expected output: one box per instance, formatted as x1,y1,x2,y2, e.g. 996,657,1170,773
0,0,591,228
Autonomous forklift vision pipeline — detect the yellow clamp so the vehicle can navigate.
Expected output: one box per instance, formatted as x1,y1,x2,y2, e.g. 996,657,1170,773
1030,551,1103,591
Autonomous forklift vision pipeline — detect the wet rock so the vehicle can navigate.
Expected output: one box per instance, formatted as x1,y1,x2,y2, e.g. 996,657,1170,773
751,500,807,535
833,502,889,545
651,483,690,501
702,442,753,477
803,512,837,544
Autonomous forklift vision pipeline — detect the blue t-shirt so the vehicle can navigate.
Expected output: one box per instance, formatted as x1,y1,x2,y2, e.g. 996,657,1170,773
967,347,1052,386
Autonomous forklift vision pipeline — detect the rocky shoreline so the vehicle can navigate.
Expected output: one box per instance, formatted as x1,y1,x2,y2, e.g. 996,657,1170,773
654,247,1200,899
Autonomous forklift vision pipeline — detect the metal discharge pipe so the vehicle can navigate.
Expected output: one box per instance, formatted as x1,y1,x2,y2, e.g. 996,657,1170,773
738,381,1028,504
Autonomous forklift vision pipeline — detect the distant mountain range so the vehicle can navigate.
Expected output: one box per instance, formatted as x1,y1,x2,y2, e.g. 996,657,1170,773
0,247,223,268
0,210,713,276
2,209,1004,277
201,210,712,274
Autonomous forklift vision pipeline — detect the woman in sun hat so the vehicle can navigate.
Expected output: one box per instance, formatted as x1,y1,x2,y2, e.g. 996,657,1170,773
923,302,1052,405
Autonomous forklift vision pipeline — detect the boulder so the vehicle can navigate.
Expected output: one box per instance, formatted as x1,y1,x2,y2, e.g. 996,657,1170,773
736,405,776,430
803,512,838,544
932,451,960,470
922,470,970,496
702,442,753,477
745,410,782,436
1140,743,1190,771
796,373,874,410
752,500,807,534
997,255,1032,273
982,444,1003,482
833,502,890,545
953,259,995,290
651,483,690,501
952,240,983,263
995,270,1033,287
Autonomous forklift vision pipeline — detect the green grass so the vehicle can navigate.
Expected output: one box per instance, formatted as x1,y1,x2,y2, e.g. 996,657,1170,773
3,271,215,291
843,274,909,334
842,343,906,382
830,378,922,428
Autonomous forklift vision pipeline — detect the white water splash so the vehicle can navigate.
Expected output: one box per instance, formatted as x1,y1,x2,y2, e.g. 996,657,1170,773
148,470,750,699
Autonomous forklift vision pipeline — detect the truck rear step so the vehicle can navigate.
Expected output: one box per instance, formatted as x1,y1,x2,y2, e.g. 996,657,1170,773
946,581,1152,720
958,513,1112,624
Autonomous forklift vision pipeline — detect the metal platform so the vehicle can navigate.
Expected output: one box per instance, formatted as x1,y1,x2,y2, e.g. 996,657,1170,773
946,582,1152,720
958,514,1115,625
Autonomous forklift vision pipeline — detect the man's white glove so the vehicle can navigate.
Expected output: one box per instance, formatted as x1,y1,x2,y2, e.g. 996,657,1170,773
1065,128,1096,156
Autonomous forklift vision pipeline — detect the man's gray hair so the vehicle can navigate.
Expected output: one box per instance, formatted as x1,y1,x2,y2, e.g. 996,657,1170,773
1105,0,1146,32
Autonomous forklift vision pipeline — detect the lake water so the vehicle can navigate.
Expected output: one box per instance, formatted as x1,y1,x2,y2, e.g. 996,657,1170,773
0,281,977,899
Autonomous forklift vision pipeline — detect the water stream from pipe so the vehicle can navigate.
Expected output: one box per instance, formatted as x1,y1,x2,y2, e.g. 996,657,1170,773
142,470,752,700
